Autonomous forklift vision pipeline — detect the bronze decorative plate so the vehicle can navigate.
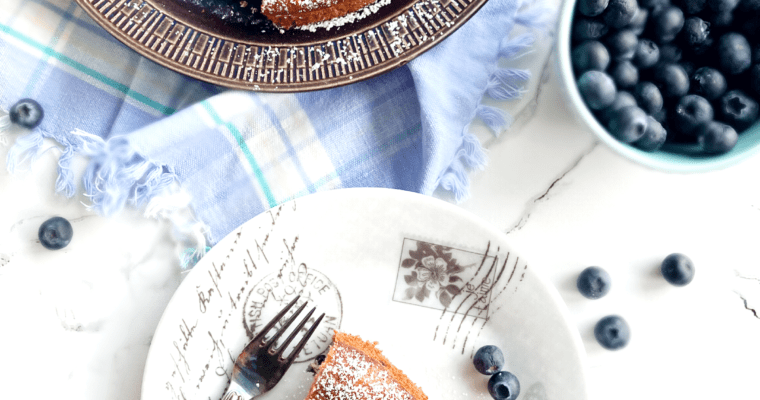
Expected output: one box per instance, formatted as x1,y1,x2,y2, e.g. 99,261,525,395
74,0,489,91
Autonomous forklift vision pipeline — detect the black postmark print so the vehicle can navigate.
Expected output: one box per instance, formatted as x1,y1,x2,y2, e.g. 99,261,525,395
242,262,342,362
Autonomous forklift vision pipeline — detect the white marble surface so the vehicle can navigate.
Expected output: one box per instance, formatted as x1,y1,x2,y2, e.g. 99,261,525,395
2,23,760,400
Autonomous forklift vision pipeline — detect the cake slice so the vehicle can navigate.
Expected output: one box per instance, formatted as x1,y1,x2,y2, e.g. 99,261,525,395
261,0,378,28
305,331,428,400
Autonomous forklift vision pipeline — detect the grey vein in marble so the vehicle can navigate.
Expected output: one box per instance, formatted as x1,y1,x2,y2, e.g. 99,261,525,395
735,292,760,320
505,142,599,235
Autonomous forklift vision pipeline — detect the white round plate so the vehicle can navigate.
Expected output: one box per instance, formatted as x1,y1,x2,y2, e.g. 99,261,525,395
141,188,587,400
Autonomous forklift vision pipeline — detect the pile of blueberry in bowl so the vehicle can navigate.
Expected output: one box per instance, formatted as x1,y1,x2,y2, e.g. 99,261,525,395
557,0,760,171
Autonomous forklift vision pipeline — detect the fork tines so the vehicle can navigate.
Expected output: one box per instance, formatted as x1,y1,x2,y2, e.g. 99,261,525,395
256,295,325,362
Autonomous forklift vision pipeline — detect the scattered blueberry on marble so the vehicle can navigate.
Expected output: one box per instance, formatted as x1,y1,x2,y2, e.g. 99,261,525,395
578,71,618,110
38,217,73,250
474,345,505,375
9,99,44,129
577,266,612,299
660,253,695,286
487,371,521,400
594,315,631,350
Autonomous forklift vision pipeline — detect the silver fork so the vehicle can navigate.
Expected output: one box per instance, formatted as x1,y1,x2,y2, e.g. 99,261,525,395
222,295,325,400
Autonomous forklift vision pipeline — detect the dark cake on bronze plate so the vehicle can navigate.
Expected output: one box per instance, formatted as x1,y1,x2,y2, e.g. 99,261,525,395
261,0,383,28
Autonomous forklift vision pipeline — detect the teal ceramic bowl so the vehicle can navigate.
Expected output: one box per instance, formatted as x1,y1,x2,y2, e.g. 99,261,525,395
556,0,760,173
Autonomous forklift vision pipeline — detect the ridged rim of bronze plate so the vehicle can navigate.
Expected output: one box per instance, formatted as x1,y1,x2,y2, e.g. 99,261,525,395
74,0,489,92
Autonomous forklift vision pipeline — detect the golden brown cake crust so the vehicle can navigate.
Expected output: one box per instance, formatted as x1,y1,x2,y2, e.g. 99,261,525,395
261,0,378,28
305,331,428,400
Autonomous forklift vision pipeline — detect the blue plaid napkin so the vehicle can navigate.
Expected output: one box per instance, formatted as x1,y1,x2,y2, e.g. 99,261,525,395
0,0,553,263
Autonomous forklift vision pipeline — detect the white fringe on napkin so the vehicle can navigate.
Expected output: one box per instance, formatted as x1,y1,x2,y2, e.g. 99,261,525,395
4,125,209,271
435,0,556,202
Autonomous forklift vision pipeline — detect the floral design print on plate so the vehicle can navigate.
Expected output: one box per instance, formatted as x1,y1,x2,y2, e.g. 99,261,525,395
394,239,497,314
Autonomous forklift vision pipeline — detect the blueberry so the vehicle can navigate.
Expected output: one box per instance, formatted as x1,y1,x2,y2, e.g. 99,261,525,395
739,16,760,39
658,44,683,63
652,108,668,125
737,0,760,11
634,81,664,114
649,6,684,43
473,345,505,375
697,121,738,153
610,61,640,89
9,99,44,129
679,61,697,77
709,10,734,28
707,0,740,12
600,91,638,124
576,266,612,299
635,116,668,151
594,315,630,350
660,253,695,286
487,371,520,400
604,0,639,28
718,90,760,131
752,65,760,96
681,17,711,48
672,94,714,136
608,106,649,142
691,67,727,101
38,217,73,250
573,18,610,42
633,39,660,68
625,8,649,35
653,63,690,98
640,0,671,10
572,41,611,74
578,71,618,110
579,0,610,17
678,0,706,13
718,33,752,75
605,30,639,61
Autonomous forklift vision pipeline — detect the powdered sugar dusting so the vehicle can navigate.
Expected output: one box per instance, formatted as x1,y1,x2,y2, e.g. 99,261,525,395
295,0,392,31
307,344,416,400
